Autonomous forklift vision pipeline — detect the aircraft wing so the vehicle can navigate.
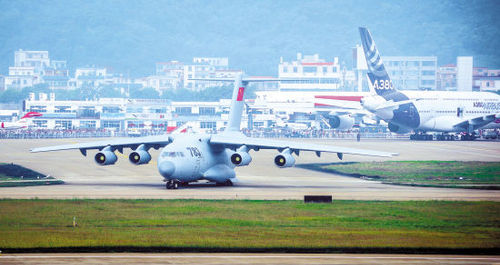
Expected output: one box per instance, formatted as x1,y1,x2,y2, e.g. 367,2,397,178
374,99,416,111
210,134,396,158
30,135,172,155
453,113,500,131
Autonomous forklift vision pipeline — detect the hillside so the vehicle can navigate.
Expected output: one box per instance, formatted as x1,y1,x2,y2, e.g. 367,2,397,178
0,0,499,76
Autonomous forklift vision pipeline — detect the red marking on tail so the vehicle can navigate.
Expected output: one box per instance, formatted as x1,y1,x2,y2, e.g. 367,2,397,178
166,126,177,133
236,87,245,101
315,95,363,102
180,128,187,133
21,112,42,119
1,122,4,128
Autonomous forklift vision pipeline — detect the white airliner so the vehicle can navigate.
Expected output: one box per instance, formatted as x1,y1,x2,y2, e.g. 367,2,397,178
1,112,42,130
31,74,395,189
357,27,500,140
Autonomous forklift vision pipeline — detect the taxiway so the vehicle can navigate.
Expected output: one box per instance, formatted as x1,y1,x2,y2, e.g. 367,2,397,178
1,138,499,201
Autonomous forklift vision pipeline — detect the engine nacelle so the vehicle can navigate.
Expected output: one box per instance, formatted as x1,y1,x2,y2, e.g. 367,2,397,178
94,151,117,166
274,149,296,168
129,150,152,165
230,151,252,166
388,122,411,134
329,115,354,130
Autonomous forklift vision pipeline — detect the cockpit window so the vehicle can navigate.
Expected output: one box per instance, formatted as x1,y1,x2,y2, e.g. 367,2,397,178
161,152,185,158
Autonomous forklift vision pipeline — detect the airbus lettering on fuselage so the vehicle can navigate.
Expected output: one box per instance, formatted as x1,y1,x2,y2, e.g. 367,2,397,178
473,102,500,110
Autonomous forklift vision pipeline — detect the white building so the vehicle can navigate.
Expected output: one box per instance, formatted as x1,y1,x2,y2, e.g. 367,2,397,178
183,57,235,91
4,66,38,89
437,64,457,90
137,75,182,92
43,60,70,90
382,56,437,90
14,50,50,74
193,57,228,67
278,53,355,91
74,67,109,88
474,68,500,92
352,45,369,92
456,56,473,91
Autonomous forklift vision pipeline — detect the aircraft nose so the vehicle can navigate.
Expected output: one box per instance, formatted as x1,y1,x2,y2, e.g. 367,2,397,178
159,161,175,178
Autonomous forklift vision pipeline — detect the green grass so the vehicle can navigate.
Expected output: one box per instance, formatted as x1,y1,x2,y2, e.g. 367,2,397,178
0,199,498,253
0,163,63,187
301,161,500,189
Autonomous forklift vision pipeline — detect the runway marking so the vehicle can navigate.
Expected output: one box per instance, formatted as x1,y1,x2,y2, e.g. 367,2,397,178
1,255,499,260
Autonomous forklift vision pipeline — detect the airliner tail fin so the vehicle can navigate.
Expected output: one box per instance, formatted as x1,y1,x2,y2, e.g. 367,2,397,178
359,27,396,97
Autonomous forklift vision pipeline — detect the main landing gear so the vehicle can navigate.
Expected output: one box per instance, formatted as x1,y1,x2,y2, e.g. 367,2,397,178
216,179,234,187
166,179,179,189
410,132,477,141
410,133,433,140
459,133,477,141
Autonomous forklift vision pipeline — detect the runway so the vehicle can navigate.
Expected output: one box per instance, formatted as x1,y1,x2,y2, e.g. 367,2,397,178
1,138,499,200
1,254,499,265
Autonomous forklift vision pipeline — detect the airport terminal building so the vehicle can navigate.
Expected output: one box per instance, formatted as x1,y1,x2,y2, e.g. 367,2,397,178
21,93,282,132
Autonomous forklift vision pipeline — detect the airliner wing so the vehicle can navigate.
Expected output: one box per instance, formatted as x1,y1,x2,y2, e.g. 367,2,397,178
453,113,500,130
30,135,172,155
374,99,416,111
210,134,396,158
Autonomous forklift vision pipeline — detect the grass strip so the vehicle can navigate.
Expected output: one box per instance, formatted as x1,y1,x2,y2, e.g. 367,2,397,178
0,199,498,253
299,161,500,189
0,163,63,187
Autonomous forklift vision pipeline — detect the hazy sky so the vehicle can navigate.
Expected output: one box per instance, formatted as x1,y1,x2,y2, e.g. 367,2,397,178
1,0,499,76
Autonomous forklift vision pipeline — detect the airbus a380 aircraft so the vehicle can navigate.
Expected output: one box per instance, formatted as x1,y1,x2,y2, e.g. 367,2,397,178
31,75,395,189
359,27,500,140
1,112,42,130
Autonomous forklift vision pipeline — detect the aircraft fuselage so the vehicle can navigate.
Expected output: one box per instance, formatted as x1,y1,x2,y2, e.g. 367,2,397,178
157,134,237,184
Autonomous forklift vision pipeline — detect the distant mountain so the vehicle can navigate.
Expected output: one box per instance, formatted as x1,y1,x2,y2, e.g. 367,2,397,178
1,0,499,77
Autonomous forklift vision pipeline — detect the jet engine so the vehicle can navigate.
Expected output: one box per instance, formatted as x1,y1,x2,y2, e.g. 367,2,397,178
329,115,354,130
230,152,252,166
230,145,252,166
129,150,152,165
94,149,118,166
388,122,411,134
274,148,295,168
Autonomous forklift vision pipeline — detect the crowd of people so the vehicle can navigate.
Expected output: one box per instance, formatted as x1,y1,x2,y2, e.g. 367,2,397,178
0,127,400,140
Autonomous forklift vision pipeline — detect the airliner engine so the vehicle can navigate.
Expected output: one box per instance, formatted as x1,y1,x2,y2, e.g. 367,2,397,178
274,148,295,168
94,147,117,166
388,122,411,134
329,116,354,130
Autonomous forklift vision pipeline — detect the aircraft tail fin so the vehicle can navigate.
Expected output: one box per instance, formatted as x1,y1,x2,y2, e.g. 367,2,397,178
188,76,305,134
359,27,396,97
225,74,246,133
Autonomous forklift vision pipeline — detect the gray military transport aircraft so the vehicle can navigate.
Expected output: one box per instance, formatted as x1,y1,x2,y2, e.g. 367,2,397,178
31,75,395,189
